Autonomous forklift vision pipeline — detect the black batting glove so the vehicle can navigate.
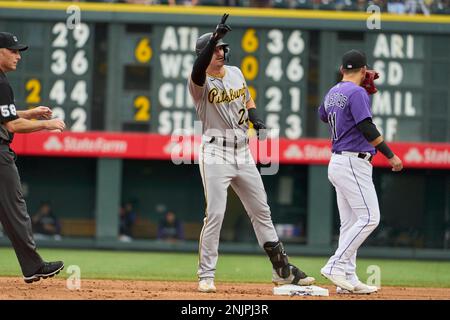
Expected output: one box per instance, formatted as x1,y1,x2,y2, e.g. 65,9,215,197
248,108,267,141
253,120,268,141
212,13,232,41
252,120,266,131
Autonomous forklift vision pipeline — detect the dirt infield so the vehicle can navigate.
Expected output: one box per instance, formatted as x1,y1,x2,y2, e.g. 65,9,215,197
0,277,449,300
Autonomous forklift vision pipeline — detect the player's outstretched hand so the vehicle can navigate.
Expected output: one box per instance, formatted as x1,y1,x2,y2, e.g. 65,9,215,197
388,154,403,172
212,13,231,41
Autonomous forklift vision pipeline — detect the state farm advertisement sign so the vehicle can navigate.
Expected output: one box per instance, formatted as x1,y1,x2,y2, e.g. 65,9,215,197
280,142,332,164
403,147,450,166
10,132,450,169
44,136,128,154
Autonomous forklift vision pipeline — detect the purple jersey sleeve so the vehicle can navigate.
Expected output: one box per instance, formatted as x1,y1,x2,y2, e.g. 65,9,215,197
348,88,372,125
318,102,328,123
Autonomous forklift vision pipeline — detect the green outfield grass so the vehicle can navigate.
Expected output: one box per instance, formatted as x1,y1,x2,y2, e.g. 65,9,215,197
0,248,449,287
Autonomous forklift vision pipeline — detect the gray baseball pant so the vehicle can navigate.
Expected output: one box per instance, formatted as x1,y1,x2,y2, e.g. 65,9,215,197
197,142,278,279
0,146,44,276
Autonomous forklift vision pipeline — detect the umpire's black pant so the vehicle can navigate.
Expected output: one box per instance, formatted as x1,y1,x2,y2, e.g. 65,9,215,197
0,145,43,276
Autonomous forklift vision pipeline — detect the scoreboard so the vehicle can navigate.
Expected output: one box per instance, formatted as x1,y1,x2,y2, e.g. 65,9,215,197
1,5,449,144
0,20,94,132
234,28,309,140
116,24,309,139
1,19,309,138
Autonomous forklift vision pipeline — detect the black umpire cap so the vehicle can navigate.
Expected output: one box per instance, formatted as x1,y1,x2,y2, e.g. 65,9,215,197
0,32,28,51
342,49,368,70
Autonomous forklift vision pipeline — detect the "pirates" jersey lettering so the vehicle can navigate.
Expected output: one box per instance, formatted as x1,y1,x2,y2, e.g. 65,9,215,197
208,83,247,104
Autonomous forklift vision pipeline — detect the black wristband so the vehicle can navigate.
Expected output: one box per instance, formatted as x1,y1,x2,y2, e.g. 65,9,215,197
375,141,394,159
248,108,261,123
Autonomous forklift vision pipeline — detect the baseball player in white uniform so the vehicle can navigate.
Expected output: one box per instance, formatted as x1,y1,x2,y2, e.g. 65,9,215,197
318,50,403,294
188,14,315,293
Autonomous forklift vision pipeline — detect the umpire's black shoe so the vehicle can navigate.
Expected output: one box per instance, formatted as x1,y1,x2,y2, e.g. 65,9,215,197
24,261,64,284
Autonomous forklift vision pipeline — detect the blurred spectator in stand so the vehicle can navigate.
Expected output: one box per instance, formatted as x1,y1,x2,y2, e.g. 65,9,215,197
372,0,388,11
199,0,239,5
405,0,431,15
121,0,160,4
355,0,368,11
387,0,406,13
335,0,352,10
31,202,62,241
119,201,137,242
157,211,184,243
97,0,448,13
221,0,240,5
249,0,273,7
168,0,199,5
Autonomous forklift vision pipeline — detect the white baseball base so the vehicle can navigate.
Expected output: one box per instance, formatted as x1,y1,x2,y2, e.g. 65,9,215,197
273,285,329,296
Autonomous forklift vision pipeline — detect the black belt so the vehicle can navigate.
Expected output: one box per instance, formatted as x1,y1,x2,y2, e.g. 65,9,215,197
209,136,248,149
334,151,373,162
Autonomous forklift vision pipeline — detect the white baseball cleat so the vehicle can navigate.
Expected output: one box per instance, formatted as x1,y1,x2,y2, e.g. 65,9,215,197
198,278,216,293
337,282,378,294
321,272,355,291
297,276,316,286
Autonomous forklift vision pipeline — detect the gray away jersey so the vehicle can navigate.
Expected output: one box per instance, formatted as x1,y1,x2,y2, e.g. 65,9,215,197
188,65,251,141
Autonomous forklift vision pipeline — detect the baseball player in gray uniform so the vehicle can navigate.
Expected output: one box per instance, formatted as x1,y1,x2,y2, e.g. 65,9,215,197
0,32,65,283
188,14,315,293
318,50,403,294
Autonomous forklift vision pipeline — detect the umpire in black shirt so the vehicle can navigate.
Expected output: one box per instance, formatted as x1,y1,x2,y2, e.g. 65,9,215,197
0,32,66,283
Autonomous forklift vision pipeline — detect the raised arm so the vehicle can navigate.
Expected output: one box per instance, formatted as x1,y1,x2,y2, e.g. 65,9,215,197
191,14,231,86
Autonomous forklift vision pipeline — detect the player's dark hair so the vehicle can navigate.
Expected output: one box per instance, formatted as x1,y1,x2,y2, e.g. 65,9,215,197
342,67,362,75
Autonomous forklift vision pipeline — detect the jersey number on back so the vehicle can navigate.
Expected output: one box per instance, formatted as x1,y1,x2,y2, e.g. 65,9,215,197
328,112,338,140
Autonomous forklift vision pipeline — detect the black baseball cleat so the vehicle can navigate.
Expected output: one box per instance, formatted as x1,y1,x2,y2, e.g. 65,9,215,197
272,264,316,286
23,261,64,284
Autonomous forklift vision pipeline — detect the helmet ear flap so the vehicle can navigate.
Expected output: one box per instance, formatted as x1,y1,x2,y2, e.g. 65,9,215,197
223,45,230,62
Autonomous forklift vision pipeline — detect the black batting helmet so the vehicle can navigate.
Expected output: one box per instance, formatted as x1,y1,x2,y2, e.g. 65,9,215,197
195,32,230,62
